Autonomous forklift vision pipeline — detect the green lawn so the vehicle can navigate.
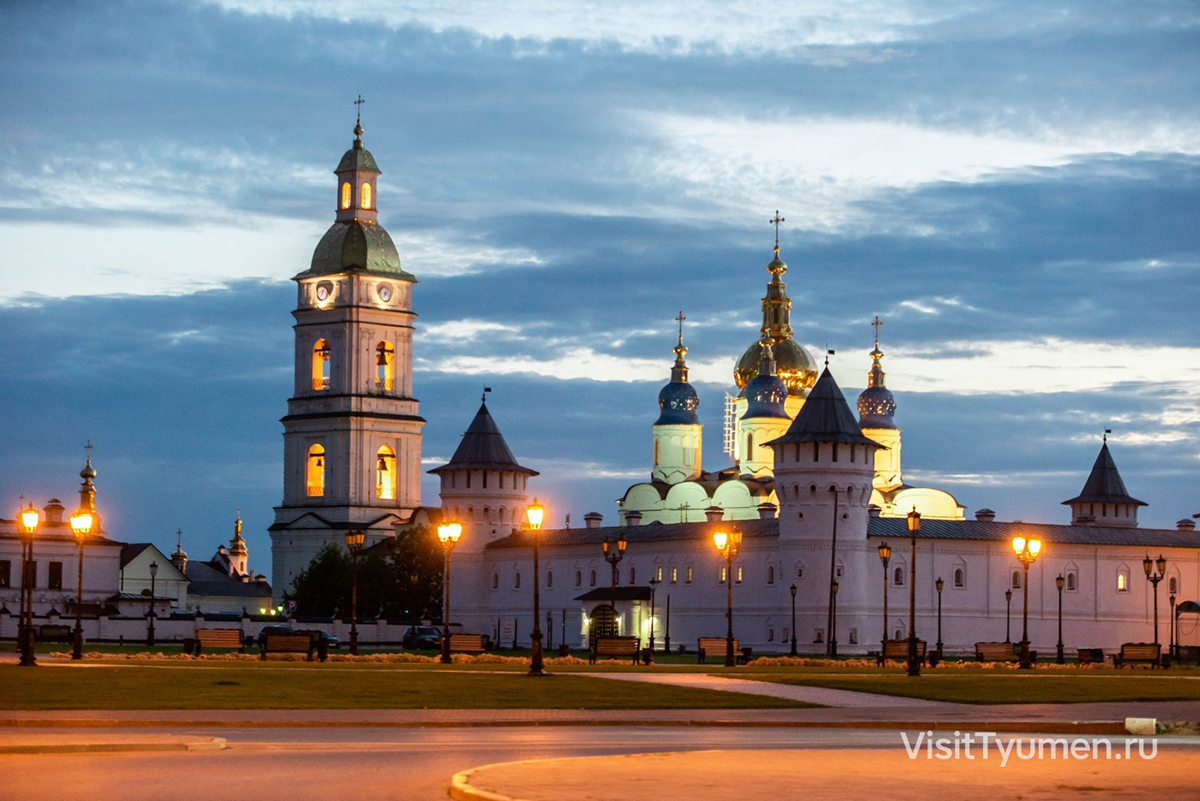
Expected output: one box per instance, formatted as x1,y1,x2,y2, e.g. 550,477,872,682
738,673,1200,704
0,663,814,711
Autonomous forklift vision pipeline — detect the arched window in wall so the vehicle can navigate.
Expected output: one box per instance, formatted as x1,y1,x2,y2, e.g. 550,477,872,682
375,342,394,391
312,339,331,390
1169,576,1178,594
589,570,597,587
767,565,775,585
376,446,396,500
1012,570,1022,590
893,566,904,586
361,181,372,209
341,182,351,209
575,570,582,587
953,568,964,588
306,445,325,497
1067,572,1077,591
546,570,553,588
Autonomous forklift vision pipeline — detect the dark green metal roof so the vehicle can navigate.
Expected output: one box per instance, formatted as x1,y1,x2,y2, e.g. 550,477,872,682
429,402,538,475
336,141,380,174
298,220,415,280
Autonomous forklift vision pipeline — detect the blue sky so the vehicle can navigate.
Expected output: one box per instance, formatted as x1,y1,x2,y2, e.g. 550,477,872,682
2,1,1197,579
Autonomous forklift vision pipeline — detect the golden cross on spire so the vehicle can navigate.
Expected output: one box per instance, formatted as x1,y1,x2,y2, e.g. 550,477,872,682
85,439,93,463
769,211,785,251
871,315,883,349
675,310,686,343
354,95,365,124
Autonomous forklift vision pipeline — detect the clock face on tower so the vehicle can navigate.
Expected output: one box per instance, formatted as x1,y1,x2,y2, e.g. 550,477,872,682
378,284,392,302
315,284,330,301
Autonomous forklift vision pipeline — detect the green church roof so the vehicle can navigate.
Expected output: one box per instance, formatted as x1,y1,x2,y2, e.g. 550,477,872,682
298,219,416,280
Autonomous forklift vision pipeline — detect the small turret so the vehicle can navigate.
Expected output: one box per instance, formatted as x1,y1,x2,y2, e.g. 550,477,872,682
228,513,249,576
171,528,188,574
856,318,902,493
738,340,790,478
1062,433,1146,528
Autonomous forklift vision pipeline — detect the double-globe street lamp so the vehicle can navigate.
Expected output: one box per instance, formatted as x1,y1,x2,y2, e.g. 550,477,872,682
70,508,95,660
712,527,742,667
1012,535,1043,669
526,498,546,676
344,530,365,655
437,520,463,664
1144,554,1167,650
16,502,39,667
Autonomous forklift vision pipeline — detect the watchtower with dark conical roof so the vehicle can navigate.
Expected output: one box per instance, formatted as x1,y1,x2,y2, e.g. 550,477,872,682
1062,438,1146,528
430,397,539,553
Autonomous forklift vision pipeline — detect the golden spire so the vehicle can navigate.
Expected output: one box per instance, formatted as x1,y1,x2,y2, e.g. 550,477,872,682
868,316,887,388
671,311,689,383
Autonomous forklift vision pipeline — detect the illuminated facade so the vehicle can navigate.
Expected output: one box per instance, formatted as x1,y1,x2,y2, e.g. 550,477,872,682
269,118,425,601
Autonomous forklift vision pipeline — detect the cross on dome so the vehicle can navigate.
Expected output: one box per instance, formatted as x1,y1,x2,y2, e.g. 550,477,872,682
769,210,785,253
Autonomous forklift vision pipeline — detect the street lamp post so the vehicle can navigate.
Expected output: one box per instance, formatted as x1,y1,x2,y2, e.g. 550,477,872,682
934,577,944,663
70,509,94,660
906,510,921,678
878,542,891,657
712,527,742,667
649,576,660,657
1143,554,1167,650
1004,589,1013,643
1012,535,1042,670
601,533,627,638
437,521,462,664
344,530,365,655
1170,591,1177,661
831,580,839,654
147,561,158,647
789,583,798,656
1055,574,1065,665
17,502,39,667
526,499,546,676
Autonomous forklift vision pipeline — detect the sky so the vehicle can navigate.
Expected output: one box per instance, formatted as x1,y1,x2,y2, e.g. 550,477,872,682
1,0,1198,581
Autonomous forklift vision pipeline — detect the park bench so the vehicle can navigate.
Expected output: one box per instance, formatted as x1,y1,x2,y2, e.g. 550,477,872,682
261,633,316,661
37,624,73,643
975,641,1019,663
1114,642,1162,669
696,637,750,664
589,635,641,665
877,638,927,666
449,634,488,653
1076,648,1105,665
191,628,245,655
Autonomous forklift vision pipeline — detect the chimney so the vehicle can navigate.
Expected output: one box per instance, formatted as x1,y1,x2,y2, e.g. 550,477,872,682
1177,519,1196,531
704,506,724,523
757,502,777,520
44,499,64,524
584,512,603,529
974,509,996,523
624,510,643,527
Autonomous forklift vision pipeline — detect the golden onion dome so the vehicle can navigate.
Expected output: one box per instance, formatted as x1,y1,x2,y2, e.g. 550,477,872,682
735,336,817,397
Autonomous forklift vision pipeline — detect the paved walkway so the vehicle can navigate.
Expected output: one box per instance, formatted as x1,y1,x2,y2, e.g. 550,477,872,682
588,671,956,708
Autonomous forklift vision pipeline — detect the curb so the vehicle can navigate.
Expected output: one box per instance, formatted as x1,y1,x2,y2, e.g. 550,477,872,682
0,736,227,754
450,759,542,801
0,718,1128,735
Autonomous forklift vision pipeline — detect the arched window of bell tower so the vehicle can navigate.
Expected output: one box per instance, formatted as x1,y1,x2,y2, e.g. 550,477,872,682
375,342,394,391
361,181,372,209
312,339,331,390
376,446,396,500
307,445,326,497
341,182,351,209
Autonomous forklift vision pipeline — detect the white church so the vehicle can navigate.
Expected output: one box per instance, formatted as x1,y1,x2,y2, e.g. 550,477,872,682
270,121,1200,656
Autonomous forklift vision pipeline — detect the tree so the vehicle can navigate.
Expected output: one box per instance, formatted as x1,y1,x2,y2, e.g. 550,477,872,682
287,526,445,623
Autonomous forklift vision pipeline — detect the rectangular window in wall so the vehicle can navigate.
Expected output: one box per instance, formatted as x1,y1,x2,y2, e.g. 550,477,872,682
735,565,742,584
0,560,9,588
48,561,64,590
655,565,663,582
685,566,692,584
670,566,678,584
719,566,727,583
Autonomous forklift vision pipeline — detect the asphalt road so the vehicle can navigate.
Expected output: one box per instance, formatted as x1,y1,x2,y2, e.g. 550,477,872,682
0,725,907,801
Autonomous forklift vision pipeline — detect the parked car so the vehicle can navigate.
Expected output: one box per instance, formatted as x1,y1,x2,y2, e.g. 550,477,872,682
307,630,341,649
402,625,442,650
256,624,296,649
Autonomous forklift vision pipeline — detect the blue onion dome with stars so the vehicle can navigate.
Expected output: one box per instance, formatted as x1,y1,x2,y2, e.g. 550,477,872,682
742,340,789,420
655,328,700,426
857,321,897,429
